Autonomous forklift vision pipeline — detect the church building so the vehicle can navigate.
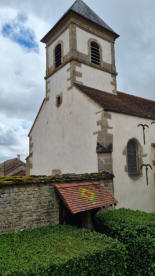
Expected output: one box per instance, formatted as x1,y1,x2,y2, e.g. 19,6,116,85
27,0,155,212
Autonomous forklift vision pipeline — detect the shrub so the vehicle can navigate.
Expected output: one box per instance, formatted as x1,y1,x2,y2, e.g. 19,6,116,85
94,208,155,276
0,225,127,276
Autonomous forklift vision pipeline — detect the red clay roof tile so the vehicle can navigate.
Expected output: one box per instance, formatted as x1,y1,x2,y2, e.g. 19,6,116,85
54,181,117,214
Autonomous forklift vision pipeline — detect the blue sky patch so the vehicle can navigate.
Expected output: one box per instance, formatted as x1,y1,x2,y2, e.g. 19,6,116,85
2,13,38,52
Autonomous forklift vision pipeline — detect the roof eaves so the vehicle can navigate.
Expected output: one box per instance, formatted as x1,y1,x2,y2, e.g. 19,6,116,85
28,98,46,136
117,91,155,104
41,12,71,43
104,108,155,121
41,0,119,43
74,83,155,120
72,10,119,38
71,0,119,37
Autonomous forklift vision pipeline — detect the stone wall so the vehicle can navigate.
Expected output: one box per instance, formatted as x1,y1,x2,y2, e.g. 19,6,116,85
0,182,59,235
0,173,114,235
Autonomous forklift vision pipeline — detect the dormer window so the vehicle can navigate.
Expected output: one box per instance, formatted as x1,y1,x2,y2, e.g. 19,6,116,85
91,41,100,65
55,44,62,68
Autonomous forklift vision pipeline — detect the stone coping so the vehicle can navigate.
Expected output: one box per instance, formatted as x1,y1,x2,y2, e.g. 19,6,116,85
0,172,113,187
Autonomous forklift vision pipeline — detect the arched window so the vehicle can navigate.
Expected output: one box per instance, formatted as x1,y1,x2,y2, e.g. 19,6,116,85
55,44,62,68
91,41,100,65
127,140,139,175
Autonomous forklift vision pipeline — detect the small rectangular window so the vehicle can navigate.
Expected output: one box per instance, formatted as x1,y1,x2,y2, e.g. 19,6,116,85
56,94,62,107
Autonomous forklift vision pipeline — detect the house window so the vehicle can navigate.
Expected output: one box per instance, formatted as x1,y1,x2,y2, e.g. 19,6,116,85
91,41,100,65
56,94,62,107
127,140,139,175
55,44,62,68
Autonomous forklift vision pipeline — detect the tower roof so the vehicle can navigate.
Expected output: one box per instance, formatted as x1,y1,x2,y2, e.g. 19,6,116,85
41,0,119,43
70,0,116,34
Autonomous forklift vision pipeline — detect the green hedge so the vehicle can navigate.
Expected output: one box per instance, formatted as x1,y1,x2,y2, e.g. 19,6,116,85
94,208,155,276
0,225,127,276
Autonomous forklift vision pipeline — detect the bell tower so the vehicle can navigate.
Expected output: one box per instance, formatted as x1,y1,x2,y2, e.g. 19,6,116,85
41,0,119,97
27,0,119,175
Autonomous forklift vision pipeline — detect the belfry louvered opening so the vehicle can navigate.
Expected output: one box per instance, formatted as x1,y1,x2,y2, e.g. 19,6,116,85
55,44,62,68
127,140,139,175
91,42,100,65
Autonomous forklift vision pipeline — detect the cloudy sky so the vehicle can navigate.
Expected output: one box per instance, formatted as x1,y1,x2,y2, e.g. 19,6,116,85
0,0,155,163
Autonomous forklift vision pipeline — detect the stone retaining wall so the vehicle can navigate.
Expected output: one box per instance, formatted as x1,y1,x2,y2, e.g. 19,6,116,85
0,173,114,235
0,182,59,235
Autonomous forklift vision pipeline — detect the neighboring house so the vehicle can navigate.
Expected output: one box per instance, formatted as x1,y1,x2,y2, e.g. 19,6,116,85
0,155,26,176
27,0,155,212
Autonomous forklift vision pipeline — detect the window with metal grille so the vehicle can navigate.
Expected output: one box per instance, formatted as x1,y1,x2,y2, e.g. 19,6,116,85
91,42,100,65
127,140,139,175
55,44,62,68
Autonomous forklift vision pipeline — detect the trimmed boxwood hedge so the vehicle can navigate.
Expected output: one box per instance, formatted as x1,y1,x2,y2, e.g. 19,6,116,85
94,208,155,276
0,225,127,276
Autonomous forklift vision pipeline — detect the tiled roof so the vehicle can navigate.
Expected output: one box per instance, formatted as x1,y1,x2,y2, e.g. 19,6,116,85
0,158,26,176
5,164,25,175
70,0,117,35
75,83,155,120
41,0,118,43
54,182,117,214
0,158,15,168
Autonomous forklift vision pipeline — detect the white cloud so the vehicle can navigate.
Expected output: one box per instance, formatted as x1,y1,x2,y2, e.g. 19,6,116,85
0,6,47,163
0,31,44,119
0,114,30,162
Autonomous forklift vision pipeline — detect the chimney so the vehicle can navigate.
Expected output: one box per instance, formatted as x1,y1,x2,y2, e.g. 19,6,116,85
17,154,20,160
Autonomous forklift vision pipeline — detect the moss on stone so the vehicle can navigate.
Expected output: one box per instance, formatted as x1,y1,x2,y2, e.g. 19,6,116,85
0,172,113,187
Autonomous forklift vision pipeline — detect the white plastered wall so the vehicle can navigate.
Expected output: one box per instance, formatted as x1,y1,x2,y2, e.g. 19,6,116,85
47,28,69,68
30,63,100,175
76,27,114,93
78,64,114,93
76,27,112,64
109,112,155,212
